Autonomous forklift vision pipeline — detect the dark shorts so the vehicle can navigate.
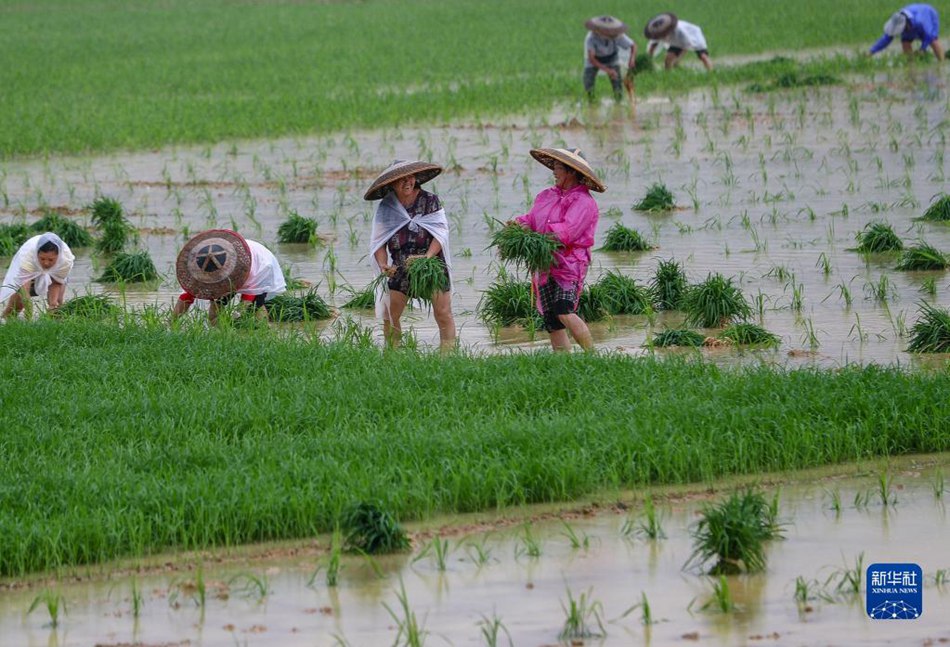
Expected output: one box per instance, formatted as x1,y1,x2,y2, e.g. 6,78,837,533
669,46,709,58
538,279,579,332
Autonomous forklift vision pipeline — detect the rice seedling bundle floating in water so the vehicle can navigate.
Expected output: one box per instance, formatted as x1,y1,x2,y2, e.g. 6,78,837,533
599,222,655,252
277,211,319,244
406,255,448,302
853,221,903,253
650,258,688,310
342,502,409,555
895,242,949,271
592,270,651,315
95,250,158,283
477,275,541,328
53,294,121,319
718,323,780,347
267,289,332,322
89,196,137,254
0,223,30,256
920,193,950,221
684,273,752,328
906,302,950,353
649,329,705,347
490,223,561,274
686,489,784,575
30,212,93,248
633,183,675,212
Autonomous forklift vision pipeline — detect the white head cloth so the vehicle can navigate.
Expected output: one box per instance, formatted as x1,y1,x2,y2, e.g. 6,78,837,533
884,12,907,37
0,232,75,305
367,192,452,320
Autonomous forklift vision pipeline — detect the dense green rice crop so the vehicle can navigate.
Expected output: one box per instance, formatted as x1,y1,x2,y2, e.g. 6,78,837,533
1,318,949,576
649,329,705,348
406,256,449,302
477,276,542,328
895,243,949,271
906,302,950,353
0,223,30,256
95,251,159,283
684,274,752,328
599,223,654,252
747,68,840,92
633,183,675,212
591,270,651,315
853,221,903,253
490,223,561,274
686,489,783,574
277,212,319,244
29,213,93,249
267,290,332,322
718,323,781,347
90,196,137,254
650,258,689,311
920,194,950,222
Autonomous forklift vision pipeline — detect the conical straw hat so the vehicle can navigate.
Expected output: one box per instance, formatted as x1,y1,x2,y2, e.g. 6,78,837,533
585,15,628,38
363,160,443,201
530,148,606,193
176,229,252,299
644,12,678,40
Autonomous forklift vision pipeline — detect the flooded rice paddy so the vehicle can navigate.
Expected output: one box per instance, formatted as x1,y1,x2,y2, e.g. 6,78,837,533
2,459,949,646
3,70,950,364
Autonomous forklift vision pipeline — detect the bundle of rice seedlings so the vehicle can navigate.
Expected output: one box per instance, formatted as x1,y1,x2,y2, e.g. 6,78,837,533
599,223,654,252
477,276,541,328
906,302,950,353
718,323,780,347
90,196,137,253
631,52,654,75
649,329,705,347
341,286,375,310
30,212,93,248
593,270,651,315
281,264,311,290
650,258,689,310
683,273,751,328
277,211,319,243
406,256,449,302
52,294,121,320
633,183,675,212
686,490,784,575
0,223,30,256
266,289,332,322
895,242,950,271
341,502,410,555
853,221,903,253
95,250,159,283
920,193,950,221
490,222,561,274
577,283,609,322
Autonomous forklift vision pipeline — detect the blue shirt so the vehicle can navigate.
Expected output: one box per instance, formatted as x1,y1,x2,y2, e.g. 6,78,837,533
870,4,940,53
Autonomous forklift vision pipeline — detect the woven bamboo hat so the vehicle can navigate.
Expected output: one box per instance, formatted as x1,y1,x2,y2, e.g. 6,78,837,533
644,12,678,40
530,148,606,193
176,229,252,299
585,15,628,38
363,160,443,201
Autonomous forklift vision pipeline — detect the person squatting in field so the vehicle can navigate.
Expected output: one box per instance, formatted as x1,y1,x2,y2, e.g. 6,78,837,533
514,147,603,352
1,232,74,318
645,12,713,71
870,4,945,61
583,15,637,101
365,159,456,351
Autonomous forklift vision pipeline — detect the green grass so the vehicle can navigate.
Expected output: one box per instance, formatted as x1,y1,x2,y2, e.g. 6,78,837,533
650,258,689,311
94,251,159,283
684,273,752,328
853,221,903,253
599,223,654,252
2,318,949,577
895,243,949,271
0,1,900,157
718,323,781,347
649,329,705,348
746,67,840,92
52,295,122,320
590,270,652,315
266,290,332,322
906,302,950,353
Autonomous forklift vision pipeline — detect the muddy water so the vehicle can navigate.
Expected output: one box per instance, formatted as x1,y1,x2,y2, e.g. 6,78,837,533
2,68,950,364
2,465,949,646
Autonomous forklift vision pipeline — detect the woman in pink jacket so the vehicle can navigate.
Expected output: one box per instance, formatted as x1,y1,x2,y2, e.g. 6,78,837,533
515,147,605,351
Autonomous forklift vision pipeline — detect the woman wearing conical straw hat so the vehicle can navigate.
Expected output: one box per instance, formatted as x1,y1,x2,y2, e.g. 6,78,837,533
645,12,713,71
1,232,74,318
514,148,604,352
365,160,456,351
583,15,637,101
869,5,944,61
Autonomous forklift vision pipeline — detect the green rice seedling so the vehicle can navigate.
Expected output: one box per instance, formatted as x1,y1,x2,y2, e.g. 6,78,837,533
489,222,561,274
281,264,311,290
131,578,143,618
816,252,832,277
559,586,606,640
53,294,121,319
906,302,950,352
853,222,903,253
515,523,542,559
406,256,449,303
636,495,666,540
919,277,938,297
559,521,590,550
683,274,752,328
267,290,332,322
919,193,950,221
228,572,269,601
895,242,950,271
633,183,675,212
853,489,871,510
593,270,652,315
477,276,541,328
793,576,824,612
931,569,950,589
383,578,428,647
863,275,896,304
95,250,159,283
649,329,705,348
30,211,93,248
478,611,513,647
308,528,344,588
932,470,945,499
330,315,376,348
413,537,452,571
650,258,688,310
686,489,784,575
0,222,31,256
877,471,896,507
825,553,863,597
621,591,655,625
90,196,137,253
277,211,319,244
718,323,780,347
599,222,654,252
699,575,736,613
341,274,387,310
342,502,409,555
464,538,494,567
577,283,609,322
824,488,842,515
28,589,66,628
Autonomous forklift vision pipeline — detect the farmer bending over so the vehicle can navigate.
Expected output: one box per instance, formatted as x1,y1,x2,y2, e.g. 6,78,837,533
870,4,944,61
1,232,74,318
